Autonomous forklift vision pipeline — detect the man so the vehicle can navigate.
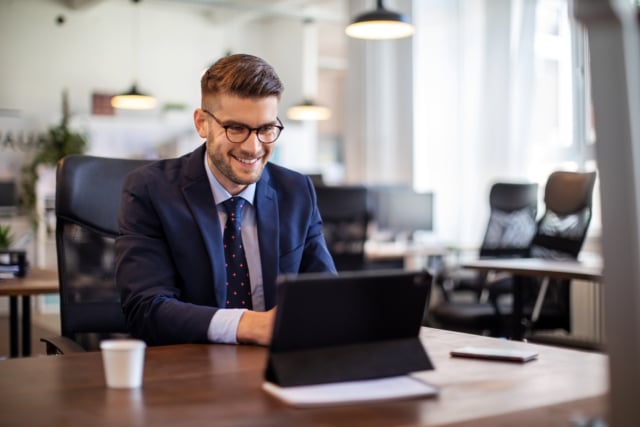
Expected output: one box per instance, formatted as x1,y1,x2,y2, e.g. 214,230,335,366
115,54,336,347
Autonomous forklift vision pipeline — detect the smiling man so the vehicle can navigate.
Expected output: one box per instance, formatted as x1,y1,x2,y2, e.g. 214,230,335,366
115,54,336,347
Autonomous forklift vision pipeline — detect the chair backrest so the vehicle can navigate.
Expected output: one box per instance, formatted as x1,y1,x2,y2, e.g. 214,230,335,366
55,154,153,350
314,185,370,271
524,171,597,332
479,182,539,258
530,171,597,259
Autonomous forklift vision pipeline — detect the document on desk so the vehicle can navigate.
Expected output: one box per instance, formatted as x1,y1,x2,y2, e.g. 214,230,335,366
262,375,439,408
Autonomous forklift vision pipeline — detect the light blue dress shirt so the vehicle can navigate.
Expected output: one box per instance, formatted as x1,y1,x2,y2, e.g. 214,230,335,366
203,155,265,344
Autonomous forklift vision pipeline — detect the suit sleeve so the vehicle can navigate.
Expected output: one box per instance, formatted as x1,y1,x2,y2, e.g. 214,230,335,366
115,169,217,346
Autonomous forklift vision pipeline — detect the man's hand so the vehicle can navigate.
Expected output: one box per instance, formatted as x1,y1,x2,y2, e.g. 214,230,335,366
236,307,277,346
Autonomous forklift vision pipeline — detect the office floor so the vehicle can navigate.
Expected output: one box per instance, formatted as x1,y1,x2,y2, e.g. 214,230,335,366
0,313,60,359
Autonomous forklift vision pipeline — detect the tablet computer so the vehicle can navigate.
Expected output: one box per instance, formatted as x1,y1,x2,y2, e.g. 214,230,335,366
265,269,434,386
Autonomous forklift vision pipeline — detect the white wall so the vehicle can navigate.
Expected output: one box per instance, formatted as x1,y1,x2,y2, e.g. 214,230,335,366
0,0,316,164
0,0,218,120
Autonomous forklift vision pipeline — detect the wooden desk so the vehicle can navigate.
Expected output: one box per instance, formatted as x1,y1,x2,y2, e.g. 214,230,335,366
0,327,608,427
365,240,448,270
0,267,58,357
462,258,603,340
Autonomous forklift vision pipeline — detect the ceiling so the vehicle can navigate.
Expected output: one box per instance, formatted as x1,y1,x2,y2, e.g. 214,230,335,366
57,0,349,24
165,0,348,23
54,0,350,65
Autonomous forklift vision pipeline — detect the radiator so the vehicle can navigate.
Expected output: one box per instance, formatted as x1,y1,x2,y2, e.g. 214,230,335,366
570,279,606,345
530,279,605,349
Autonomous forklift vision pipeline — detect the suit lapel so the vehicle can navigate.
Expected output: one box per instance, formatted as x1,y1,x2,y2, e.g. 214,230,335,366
256,167,279,309
182,145,226,307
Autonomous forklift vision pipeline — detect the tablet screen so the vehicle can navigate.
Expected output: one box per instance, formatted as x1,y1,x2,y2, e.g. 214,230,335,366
270,269,432,353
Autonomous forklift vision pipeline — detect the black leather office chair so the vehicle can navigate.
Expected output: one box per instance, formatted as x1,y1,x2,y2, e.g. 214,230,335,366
314,185,371,272
429,182,539,336
40,155,153,354
520,170,597,334
430,172,597,339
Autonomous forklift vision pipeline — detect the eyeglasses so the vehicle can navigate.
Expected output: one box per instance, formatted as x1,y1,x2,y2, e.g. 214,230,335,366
201,109,284,144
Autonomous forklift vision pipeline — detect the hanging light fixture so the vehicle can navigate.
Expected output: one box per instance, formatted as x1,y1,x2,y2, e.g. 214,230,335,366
287,99,331,121
111,83,156,110
287,19,331,121
345,0,415,40
111,0,156,110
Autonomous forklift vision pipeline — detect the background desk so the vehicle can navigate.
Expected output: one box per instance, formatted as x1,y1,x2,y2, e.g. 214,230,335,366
365,240,448,271
462,258,603,341
0,268,58,357
0,327,608,427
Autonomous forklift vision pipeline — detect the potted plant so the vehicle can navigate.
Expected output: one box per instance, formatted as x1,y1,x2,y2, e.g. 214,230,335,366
20,90,87,214
0,224,13,250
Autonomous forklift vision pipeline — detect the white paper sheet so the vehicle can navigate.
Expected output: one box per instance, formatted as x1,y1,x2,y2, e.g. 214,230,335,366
262,375,439,408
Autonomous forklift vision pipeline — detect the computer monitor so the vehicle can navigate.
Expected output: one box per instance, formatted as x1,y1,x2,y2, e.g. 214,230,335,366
314,185,369,220
0,181,18,216
371,186,434,237
313,185,370,271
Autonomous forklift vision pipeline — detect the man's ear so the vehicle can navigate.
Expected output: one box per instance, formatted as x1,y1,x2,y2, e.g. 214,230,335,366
194,109,208,138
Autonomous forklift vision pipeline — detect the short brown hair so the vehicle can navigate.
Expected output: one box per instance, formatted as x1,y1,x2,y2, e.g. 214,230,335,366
201,54,284,100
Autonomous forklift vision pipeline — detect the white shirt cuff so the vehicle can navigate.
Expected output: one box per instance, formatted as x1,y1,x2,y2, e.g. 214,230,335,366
208,309,247,344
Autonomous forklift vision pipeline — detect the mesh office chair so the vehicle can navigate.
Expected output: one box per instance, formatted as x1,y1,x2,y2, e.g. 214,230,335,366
519,170,597,335
40,155,153,354
429,182,539,336
430,172,597,339
314,185,371,272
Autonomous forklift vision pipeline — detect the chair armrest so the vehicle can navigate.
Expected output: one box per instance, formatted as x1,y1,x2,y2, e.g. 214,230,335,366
40,335,86,355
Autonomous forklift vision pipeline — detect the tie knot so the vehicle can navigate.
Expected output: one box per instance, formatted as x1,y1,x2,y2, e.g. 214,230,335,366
222,197,245,222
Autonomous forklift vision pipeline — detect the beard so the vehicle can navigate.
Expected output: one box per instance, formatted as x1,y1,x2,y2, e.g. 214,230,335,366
208,146,266,187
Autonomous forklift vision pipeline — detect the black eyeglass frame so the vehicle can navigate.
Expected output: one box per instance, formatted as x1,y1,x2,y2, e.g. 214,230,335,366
201,109,284,144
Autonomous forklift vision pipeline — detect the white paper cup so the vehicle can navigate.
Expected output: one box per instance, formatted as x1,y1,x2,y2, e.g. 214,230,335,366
100,339,146,389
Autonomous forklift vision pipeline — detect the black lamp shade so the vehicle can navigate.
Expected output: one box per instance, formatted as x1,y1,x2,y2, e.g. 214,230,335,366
345,0,415,40
351,8,411,26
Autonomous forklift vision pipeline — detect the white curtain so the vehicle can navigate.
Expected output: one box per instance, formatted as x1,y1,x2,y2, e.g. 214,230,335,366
413,0,538,249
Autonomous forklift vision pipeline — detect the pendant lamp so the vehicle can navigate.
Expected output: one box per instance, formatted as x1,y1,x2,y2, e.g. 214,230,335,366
287,100,331,121
111,0,156,110
287,19,331,121
111,83,156,110
345,0,415,40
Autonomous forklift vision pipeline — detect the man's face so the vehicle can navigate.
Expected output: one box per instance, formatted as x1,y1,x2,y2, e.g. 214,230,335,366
194,94,279,195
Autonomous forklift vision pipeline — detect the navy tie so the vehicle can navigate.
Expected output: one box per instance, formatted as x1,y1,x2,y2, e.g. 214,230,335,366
222,197,252,309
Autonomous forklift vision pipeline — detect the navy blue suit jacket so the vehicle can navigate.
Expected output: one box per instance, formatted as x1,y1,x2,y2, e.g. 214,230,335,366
115,144,336,345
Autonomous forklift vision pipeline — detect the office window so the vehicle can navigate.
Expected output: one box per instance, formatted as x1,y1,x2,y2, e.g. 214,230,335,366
413,0,599,246
528,0,600,233
528,0,595,174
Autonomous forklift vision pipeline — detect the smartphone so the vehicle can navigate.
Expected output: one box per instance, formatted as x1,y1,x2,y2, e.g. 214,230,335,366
450,346,538,363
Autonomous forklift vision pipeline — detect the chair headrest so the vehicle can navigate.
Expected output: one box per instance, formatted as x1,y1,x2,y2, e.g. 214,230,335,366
544,171,597,216
56,155,153,235
489,182,538,212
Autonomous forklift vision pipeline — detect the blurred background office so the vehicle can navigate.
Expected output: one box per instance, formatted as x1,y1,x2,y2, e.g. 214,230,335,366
0,0,602,248
3,5,640,420
0,0,606,330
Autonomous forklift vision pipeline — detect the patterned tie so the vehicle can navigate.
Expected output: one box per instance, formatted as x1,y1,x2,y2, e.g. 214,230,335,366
222,197,252,309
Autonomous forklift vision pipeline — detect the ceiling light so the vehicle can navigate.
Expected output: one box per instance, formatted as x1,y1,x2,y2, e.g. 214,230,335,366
111,0,156,110
345,0,415,40
287,100,332,121
111,83,157,110
287,19,331,121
